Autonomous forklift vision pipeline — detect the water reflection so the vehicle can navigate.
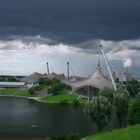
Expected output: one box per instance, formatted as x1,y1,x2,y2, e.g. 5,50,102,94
0,97,118,137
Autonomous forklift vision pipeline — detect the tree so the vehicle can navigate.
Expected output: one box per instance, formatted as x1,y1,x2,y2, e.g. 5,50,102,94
128,98,140,125
84,96,112,132
38,77,52,86
113,93,129,128
48,82,62,95
126,81,140,97
136,91,140,98
100,87,114,104
28,85,44,95
51,78,61,85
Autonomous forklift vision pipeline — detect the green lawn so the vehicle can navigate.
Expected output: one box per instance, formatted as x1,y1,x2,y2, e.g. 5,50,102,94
0,89,30,97
39,91,84,104
83,124,140,140
0,137,45,140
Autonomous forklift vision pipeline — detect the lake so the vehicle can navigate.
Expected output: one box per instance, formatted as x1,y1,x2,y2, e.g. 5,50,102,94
0,96,118,137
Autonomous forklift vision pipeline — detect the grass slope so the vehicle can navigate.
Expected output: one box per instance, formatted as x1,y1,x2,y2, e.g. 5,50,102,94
83,124,140,140
0,89,30,97
39,91,84,104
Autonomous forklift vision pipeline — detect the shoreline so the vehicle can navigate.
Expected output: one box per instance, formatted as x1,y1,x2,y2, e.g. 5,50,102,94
0,95,40,102
0,95,77,105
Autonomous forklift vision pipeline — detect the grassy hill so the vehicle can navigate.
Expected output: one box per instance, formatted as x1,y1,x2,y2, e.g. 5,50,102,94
39,91,84,104
83,124,140,140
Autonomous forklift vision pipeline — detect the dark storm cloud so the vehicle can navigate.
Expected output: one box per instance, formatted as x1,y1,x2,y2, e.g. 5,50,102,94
0,0,140,45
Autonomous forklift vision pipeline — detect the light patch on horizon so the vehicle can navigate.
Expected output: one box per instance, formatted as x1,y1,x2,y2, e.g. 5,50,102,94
0,36,139,77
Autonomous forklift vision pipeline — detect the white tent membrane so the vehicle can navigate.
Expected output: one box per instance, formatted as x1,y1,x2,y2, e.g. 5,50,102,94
63,66,114,92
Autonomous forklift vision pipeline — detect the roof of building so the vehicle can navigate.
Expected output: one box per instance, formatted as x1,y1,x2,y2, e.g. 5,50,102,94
63,66,114,91
20,72,44,83
48,72,65,80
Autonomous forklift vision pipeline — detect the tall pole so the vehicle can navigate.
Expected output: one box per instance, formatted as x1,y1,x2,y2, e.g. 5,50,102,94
46,62,50,75
100,45,117,91
87,85,90,103
67,62,70,79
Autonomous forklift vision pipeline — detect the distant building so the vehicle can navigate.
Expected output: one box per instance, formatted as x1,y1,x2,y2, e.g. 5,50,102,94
119,69,132,82
0,82,26,88
135,78,140,82
20,72,44,88
48,72,65,80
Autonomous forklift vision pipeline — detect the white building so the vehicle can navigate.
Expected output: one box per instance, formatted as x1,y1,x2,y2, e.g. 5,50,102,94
0,82,26,88
119,69,132,82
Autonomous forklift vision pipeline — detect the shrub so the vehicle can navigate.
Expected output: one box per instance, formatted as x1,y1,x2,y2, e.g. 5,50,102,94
47,133,81,140
66,133,81,140
28,87,35,95
28,85,45,95
128,98,140,125
47,134,66,140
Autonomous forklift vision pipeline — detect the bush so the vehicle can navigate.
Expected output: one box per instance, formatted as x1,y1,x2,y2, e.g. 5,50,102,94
28,87,35,95
47,133,81,140
66,133,81,140
47,134,66,140
28,85,45,95
128,98,140,125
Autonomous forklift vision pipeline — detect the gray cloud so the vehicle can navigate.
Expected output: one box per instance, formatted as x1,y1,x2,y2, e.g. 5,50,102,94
0,0,140,77
0,0,140,44
1,36,140,54
0,36,139,77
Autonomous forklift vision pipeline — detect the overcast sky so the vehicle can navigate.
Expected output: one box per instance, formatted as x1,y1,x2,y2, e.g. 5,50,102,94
0,0,140,77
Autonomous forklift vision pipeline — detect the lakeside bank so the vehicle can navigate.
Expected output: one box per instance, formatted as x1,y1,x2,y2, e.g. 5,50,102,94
0,88,85,105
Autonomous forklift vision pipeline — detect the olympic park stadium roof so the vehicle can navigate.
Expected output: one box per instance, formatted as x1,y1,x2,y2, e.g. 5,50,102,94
63,66,114,92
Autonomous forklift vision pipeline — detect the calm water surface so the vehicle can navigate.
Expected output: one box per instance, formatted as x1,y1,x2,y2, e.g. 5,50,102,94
0,96,118,137
0,96,97,137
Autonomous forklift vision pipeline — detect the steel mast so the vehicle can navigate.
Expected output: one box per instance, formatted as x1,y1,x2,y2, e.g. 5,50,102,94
46,62,50,75
67,62,70,79
100,44,117,91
